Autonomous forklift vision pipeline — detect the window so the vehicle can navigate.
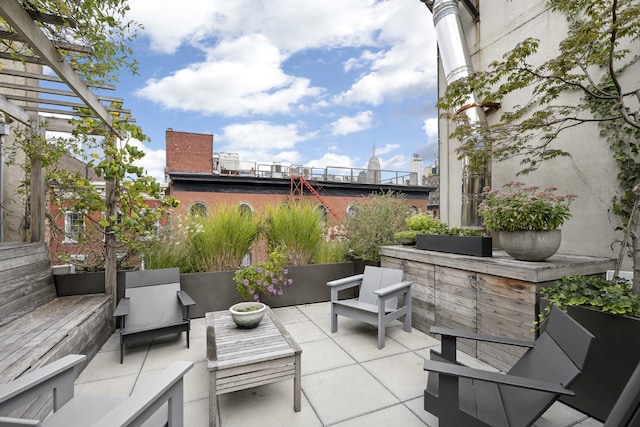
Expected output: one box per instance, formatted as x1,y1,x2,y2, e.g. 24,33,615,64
238,202,253,217
64,212,84,243
190,202,208,217
346,205,357,216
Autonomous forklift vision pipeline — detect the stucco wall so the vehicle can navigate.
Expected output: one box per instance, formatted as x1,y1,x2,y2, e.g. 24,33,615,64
437,1,632,264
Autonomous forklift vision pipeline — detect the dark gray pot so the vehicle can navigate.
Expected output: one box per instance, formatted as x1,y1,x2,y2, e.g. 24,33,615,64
540,299,640,421
416,234,492,257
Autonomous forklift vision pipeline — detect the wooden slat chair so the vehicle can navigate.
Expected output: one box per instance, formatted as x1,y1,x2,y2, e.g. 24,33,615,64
423,306,595,427
114,268,195,363
0,354,193,426
327,266,412,349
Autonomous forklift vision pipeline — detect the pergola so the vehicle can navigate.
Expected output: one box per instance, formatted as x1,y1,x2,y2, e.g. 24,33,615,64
0,0,136,305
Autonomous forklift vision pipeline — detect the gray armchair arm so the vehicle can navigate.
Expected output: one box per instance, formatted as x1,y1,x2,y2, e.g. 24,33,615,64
113,297,130,318
431,326,535,348
176,290,195,307
424,359,574,395
92,361,193,427
0,354,86,416
327,274,364,290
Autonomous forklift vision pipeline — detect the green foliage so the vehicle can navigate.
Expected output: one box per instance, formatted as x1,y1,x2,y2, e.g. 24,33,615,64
1,1,141,84
315,239,349,264
233,248,294,302
263,202,325,265
345,192,411,261
142,205,261,273
538,275,640,325
394,212,486,242
438,0,640,175
405,212,449,234
479,182,577,231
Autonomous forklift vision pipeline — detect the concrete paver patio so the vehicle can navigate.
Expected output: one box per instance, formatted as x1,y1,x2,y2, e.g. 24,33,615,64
76,302,603,426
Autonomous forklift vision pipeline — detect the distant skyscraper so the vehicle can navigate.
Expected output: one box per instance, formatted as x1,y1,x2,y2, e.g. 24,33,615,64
410,153,423,186
367,144,381,184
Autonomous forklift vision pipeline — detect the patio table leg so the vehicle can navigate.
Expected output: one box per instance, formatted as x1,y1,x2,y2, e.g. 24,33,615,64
209,370,218,427
294,353,301,412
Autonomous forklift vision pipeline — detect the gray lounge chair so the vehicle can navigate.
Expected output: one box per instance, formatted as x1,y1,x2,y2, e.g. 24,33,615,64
114,268,195,363
0,354,193,426
327,265,412,349
605,360,640,426
423,306,595,427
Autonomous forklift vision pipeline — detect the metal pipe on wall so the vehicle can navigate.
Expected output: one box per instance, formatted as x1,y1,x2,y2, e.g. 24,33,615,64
428,0,490,226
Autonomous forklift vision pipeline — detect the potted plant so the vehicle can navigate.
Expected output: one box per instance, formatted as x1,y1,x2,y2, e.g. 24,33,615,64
538,274,640,421
407,212,492,257
479,182,577,261
233,248,294,302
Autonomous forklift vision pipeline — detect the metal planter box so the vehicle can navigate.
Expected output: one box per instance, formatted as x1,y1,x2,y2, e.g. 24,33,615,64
415,234,492,257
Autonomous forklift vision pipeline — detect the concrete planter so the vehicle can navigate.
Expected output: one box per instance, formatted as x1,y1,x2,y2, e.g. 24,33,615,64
260,262,356,308
55,262,356,319
53,270,127,297
416,234,492,257
499,230,561,261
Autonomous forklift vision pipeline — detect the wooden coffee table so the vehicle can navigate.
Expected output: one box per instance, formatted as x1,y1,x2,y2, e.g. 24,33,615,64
206,307,302,427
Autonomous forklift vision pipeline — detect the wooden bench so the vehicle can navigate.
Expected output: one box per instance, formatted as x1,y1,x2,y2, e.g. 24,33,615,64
0,243,113,420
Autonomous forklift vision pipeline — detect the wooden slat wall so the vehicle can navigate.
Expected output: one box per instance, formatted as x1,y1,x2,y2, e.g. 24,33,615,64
0,243,56,327
380,246,615,372
0,243,114,421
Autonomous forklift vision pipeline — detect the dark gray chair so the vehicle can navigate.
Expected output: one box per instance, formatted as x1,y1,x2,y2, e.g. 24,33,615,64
423,306,595,427
0,354,193,426
605,361,640,427
327,266,412,349
114,268,195,363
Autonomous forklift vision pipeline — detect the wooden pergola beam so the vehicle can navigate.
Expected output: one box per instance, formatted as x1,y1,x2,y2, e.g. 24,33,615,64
0,0,113,130
0,93,30,124
0,67,116,90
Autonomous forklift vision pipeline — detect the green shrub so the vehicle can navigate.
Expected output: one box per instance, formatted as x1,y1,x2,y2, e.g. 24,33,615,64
264,202,324,265
345,192,410,261
537,275,640,326
315,239,348,264
142,205,260,272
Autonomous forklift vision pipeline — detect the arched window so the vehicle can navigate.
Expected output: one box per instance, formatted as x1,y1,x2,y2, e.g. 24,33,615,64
346,205,357,217
238,202,253,217
189,202,208,217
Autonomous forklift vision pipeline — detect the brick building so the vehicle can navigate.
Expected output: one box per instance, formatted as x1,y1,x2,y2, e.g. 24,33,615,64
164,129,437,221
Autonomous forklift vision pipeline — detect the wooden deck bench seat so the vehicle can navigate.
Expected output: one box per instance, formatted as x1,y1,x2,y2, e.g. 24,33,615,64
0,243,113,420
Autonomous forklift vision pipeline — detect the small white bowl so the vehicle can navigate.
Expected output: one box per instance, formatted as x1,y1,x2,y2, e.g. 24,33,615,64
229,302,267,329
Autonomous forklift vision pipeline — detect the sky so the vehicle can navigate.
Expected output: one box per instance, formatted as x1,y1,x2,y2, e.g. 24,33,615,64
112,0,439,183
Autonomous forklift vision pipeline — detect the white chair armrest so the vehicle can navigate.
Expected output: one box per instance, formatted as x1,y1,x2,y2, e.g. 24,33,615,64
327,274,364,291
374,281,412,297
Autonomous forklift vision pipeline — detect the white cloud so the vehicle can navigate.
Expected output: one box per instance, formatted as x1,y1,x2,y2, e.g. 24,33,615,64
130,0,436,117
423,117,438,139
306,152,358,169
128,138,167,183
217,120,316,165
330,111,373,136
135,34,323,116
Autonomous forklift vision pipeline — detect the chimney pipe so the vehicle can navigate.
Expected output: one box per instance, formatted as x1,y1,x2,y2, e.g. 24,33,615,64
430,0,490,227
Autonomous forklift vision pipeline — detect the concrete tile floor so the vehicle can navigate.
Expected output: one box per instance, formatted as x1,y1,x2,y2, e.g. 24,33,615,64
76,302,603,427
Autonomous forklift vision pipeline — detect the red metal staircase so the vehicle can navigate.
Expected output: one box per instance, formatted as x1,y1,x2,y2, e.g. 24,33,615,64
290,175,340,220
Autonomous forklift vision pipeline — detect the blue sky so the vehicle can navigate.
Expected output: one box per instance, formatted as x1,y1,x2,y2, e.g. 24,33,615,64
113,0,439,182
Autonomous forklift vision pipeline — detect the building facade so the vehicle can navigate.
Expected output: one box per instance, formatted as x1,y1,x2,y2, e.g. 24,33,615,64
165,130,437,221
428,0,636,262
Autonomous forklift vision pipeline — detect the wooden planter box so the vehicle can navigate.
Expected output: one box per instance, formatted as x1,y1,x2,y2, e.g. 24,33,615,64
415,234,492,257
540,299,640,421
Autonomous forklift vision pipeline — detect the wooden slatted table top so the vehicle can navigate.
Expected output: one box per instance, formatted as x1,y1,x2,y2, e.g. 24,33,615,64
206,307,301,372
